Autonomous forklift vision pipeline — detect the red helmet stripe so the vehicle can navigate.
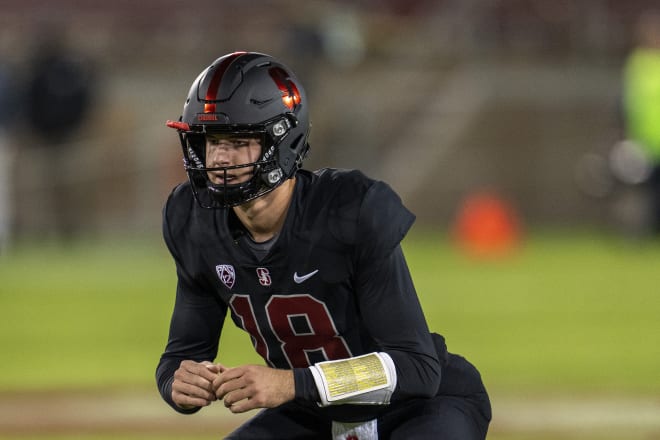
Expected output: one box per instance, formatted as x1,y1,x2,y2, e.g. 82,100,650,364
204,52,245,113
268,67,301,110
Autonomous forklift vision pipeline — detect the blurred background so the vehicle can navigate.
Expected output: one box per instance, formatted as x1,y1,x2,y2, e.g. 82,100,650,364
1,0,659,244
1,1,659,439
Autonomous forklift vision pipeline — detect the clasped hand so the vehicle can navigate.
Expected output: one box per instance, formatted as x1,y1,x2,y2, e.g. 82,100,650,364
171,360,295,413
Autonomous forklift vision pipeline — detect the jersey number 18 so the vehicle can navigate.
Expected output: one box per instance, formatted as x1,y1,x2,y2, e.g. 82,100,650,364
230,294,352,368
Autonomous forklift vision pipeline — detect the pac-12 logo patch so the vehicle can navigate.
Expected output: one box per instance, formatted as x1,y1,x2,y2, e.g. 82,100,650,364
216,264,235,289
256,267,272,286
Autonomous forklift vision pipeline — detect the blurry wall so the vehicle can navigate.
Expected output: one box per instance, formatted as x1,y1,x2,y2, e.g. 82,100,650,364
0,0,656,244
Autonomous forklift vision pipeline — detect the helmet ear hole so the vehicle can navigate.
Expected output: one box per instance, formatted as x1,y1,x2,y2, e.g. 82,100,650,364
291,134,308,162
289,134,302,150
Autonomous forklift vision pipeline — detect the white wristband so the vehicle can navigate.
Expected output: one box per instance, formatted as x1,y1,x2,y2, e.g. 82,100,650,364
309,352,397,407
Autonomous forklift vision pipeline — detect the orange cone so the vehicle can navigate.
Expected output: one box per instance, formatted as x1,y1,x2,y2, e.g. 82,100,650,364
452,191,522,259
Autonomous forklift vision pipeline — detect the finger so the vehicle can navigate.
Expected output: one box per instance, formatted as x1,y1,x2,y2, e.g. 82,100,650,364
227,401,252,413
201,361,218,371
226,394,260,414
214,375,244,400
174,368,215,393
223,387,251,408
211,374,237,399
172,380,217,402
203,363,223,378
210,364,227,391
173,366,218,401
201,361,228,371
182,361,221,383
216,366,246,384
212,375,223,395
172,375,217,407
172,389,214,409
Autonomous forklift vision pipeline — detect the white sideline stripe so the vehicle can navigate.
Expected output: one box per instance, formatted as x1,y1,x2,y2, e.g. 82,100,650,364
0,393,658,435
491,395,660,435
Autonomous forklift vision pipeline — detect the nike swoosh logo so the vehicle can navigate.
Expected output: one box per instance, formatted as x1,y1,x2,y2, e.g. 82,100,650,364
293,270,319,284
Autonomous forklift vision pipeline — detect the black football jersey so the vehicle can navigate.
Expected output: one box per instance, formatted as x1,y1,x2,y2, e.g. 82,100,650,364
156,168,442,421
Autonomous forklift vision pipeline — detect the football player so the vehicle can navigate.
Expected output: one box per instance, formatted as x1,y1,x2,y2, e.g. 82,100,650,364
156,51,491,439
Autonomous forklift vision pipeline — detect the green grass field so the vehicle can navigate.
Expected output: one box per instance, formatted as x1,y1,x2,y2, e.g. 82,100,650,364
1,230,659,438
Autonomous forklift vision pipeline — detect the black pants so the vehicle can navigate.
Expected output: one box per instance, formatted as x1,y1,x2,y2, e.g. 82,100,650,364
226,353,491,440
649,166,660,233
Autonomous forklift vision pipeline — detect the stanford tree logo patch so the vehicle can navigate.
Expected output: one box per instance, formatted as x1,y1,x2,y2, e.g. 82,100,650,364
256,267,272,286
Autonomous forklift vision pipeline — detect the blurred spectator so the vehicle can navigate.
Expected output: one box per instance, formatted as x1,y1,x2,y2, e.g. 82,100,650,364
25,38,95,143
19,28,96,241
0,60,18,253
622,10,660,234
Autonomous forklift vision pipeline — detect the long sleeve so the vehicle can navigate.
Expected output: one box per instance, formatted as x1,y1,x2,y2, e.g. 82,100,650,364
352,180,441,400
155,188,228,413
155,271,228,413
355,244,441,400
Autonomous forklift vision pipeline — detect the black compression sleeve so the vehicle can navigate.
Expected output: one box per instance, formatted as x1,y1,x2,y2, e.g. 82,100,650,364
293,368,320,403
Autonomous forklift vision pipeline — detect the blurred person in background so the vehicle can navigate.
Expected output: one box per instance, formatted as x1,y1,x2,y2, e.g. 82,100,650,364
156,52,491,439
19,26,96,241
0,58,18,253
622,10,660,234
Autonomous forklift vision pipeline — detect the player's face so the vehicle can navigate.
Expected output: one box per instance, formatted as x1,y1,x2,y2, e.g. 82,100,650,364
205,134,262,185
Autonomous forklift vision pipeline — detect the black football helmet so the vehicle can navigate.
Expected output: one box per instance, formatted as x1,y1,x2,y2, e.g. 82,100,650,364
167,51,310,208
